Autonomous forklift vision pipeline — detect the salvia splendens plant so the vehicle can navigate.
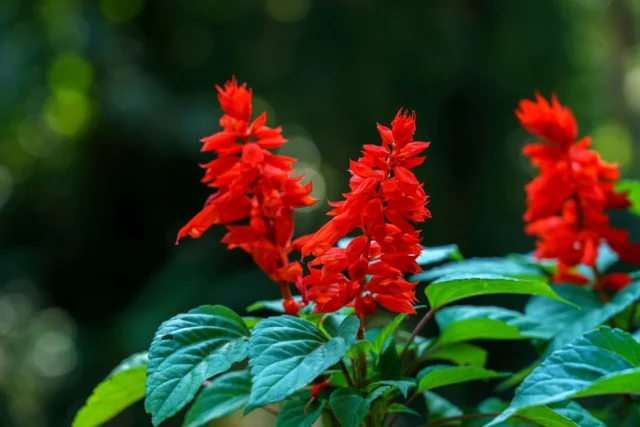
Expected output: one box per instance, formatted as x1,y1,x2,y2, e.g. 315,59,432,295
73,80,640,427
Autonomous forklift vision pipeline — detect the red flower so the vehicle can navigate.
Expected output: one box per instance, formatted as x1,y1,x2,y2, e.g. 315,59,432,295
302,109,431,318
177,78,315,313
516,93,640,288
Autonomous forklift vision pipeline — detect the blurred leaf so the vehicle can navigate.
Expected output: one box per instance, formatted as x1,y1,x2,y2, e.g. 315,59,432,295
416,244,463,266
245,315,358,412
424,391,463,424
596,242,619,273
616,180,640,217
183,371,251,427
246,297,303,313
387,403,421,417
375,339,402,381
242,316,262,328
486,327,640,426
412,258,543,282
276,395,325,427
145,306,250,425
417,365,503,393
425,343,488,367
73,352,148,427
424,274,570,310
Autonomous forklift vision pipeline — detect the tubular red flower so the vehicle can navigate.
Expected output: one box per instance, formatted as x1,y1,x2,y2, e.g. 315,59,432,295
302,109,431,316
178,78,315,312
516,93,640,287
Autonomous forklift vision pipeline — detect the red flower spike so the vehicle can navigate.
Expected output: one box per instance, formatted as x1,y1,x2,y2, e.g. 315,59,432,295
302,109,430,316
517,93,640,289
178,78,316,312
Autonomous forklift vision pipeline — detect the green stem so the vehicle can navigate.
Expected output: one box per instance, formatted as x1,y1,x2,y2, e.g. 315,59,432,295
592,266,616,328
339,360,355,388
355,313,367,387
399,309,436,365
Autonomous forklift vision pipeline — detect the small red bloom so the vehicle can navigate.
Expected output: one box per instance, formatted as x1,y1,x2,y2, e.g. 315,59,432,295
516,93,640,288
302,109,430,317
178,78,316,311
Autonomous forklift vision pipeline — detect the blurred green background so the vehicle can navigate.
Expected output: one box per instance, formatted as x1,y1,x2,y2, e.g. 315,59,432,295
1,0,639,426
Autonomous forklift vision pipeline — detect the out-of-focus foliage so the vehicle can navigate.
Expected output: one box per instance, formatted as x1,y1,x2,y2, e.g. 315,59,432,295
1,0,639,426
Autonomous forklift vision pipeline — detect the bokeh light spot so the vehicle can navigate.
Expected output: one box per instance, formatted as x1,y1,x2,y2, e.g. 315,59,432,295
624,67,640,114
44,89,91,137
291,161,326,212
265,0,311,23
47,52,93,92
278,135,321,168
100,0,144,23
591,123,634,172
32,330,76,377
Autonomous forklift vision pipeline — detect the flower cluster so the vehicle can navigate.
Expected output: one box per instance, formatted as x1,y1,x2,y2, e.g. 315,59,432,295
177,78,315,313
301,110,431,318
516,93,640,289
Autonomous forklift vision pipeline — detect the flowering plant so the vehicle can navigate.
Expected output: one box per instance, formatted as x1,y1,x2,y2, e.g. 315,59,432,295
73,81,640,427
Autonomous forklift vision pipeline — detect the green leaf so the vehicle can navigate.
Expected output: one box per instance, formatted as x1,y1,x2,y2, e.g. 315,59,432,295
374,338,401,381
424,274,569,310
617,179,640,217
437,318,524,345
525,284,600,338
412,258,543,282
417,365,502,393
425,343,488,367
372,313,405,354
472,400,602,427
245,315,358,412
486,326,640,426
183,371,251,427
545,280,640,355
322,312,351,337
516,406,579,427
424,391,463,424
416,244,463,265
145,306,250,425
330,387,387,427
550,401,606,427
367,380,415,398
246,297,303,313
73,352,148,427
436,305,552,339
276,394,325,427
387,403,421,417
242,316,261,328
346,340,373,358
596,242,619,273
